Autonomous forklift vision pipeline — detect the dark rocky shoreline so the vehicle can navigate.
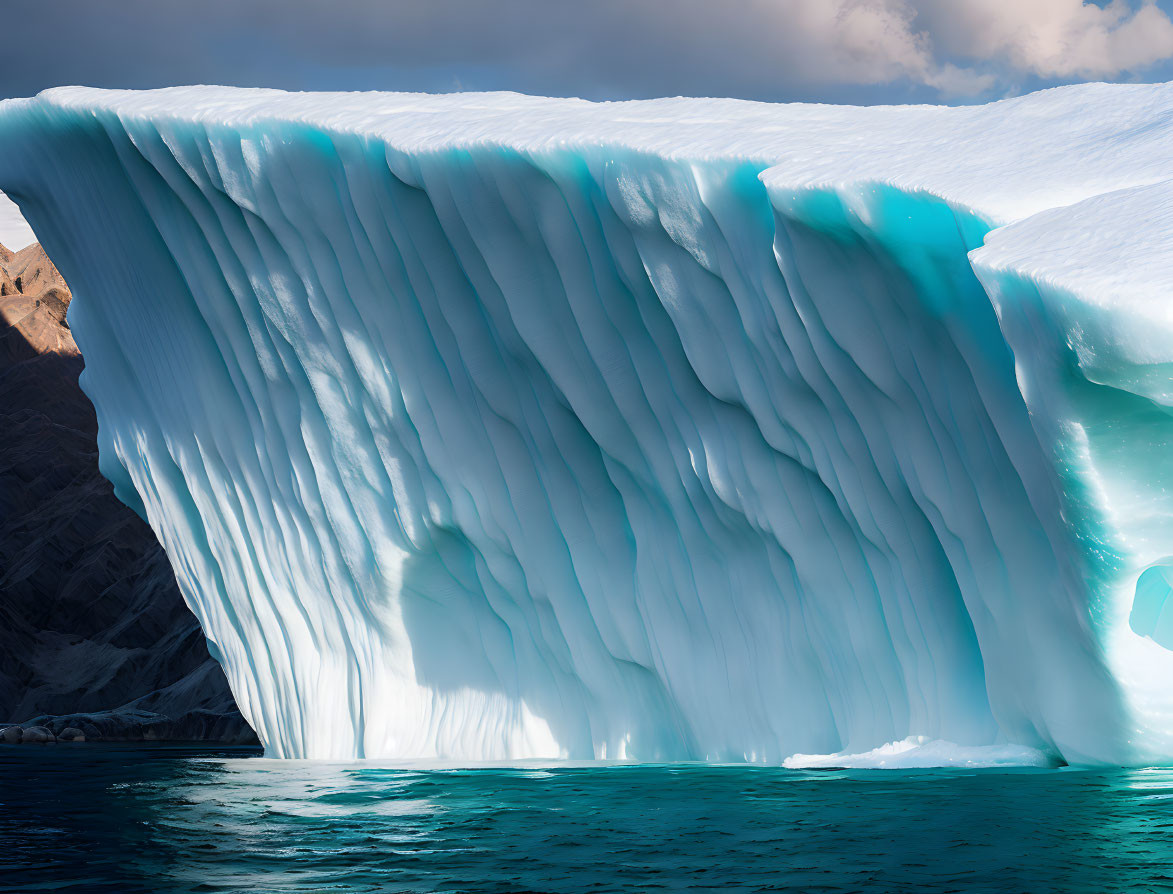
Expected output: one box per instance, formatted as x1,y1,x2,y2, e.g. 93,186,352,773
2,707,256,745
1,242,255,745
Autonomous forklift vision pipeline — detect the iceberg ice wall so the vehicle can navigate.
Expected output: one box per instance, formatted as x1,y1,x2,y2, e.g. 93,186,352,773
2,84,1173,762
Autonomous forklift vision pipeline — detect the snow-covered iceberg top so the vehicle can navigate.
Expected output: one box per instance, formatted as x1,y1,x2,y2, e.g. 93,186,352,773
17,81,1173,222
2,82,1173,764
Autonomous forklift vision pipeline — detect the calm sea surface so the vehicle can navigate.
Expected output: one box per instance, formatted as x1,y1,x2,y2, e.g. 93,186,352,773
3,745,1173,893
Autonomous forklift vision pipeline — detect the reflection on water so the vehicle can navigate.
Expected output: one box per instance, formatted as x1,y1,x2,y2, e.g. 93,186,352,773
3,745,1173,893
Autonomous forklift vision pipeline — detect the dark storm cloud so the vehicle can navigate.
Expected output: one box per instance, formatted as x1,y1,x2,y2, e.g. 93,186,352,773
0,0,903,103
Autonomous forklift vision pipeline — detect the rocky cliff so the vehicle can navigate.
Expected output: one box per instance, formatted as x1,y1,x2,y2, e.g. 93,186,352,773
0,242,254,743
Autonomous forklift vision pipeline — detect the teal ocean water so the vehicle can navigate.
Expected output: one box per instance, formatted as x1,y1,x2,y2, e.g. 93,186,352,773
3,746,1173,893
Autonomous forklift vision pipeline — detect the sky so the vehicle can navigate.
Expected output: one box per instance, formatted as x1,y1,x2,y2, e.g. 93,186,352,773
0,196,35,251
4,0,1173,246
4,0,1173,105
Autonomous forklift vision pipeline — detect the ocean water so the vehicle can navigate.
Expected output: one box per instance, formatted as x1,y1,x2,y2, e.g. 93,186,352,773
3,746,1173,893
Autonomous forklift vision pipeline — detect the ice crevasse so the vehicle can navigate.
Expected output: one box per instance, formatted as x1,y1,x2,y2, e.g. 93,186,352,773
3,83,1173,764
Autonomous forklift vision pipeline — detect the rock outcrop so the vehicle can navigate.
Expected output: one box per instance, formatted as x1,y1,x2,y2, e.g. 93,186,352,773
0,242,255,744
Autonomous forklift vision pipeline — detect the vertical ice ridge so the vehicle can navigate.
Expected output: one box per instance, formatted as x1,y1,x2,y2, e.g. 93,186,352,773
762,181,1120,758
113,120,375,756
967,180,1173,762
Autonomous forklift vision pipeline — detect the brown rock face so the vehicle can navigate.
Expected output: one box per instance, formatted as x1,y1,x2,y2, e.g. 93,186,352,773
0,243,255,743
0,244,78,362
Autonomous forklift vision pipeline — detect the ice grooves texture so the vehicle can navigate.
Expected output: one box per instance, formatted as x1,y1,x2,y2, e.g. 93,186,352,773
0,88,1152,763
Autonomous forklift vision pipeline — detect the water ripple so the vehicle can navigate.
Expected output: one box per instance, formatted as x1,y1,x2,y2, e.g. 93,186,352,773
3,746,1173,892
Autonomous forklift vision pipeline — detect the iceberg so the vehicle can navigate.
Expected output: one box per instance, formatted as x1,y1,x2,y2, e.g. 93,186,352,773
2,83,1172,763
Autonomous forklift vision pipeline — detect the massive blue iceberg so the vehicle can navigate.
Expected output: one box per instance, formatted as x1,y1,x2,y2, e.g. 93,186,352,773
2,83,1173,764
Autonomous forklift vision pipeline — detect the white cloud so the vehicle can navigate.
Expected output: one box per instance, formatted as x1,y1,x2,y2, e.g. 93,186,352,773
772,0,1173,91
783,1,997,92
636,0,1173,97
907,0,1173,80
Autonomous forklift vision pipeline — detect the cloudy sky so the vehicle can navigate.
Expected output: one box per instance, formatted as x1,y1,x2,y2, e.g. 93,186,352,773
3,0,1173,245
3,0,1173,105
